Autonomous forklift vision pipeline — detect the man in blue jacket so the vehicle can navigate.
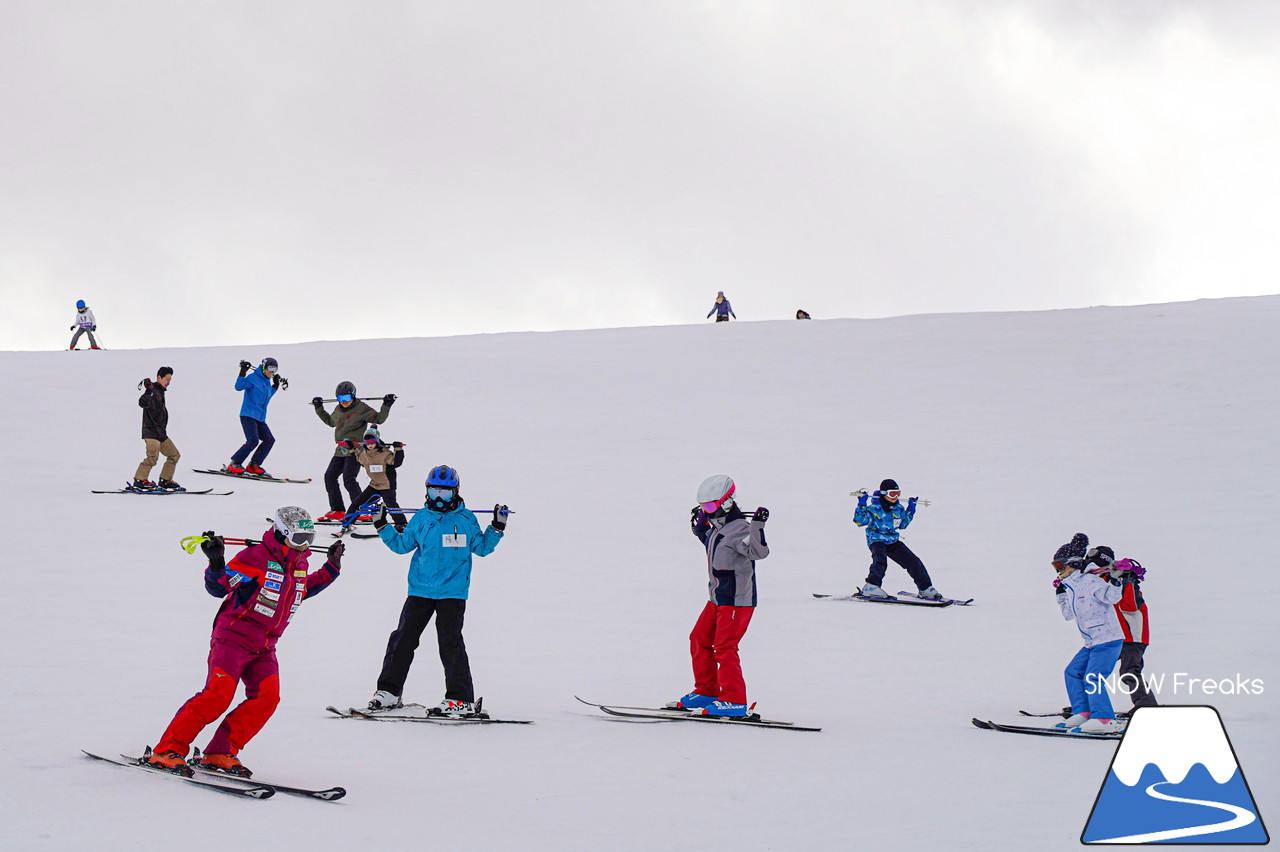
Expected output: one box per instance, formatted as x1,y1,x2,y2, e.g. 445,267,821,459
367,465,510,717
226,357,284,476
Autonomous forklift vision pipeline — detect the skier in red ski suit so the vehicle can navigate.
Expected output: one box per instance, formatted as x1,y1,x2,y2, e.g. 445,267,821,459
145,507,341,777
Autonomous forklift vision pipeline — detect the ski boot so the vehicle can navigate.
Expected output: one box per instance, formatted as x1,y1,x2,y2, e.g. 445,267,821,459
158,479,182,491
430,698,477,717
664,692,716,710
245,464,269,476
1077,717,1124,735
143,747,194,777
131,479,158,492
1056,712,1091,729
192,749,252,778
224,464,246,475
321,510,346,522
917,586,944,601
367,690,403,712
695,700,748,718
859,583,890,598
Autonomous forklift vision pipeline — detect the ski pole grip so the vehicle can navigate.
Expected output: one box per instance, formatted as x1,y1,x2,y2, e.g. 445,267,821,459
180,535,209,554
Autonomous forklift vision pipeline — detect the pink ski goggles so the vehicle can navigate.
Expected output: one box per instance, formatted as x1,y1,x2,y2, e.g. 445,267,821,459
699,484,736,514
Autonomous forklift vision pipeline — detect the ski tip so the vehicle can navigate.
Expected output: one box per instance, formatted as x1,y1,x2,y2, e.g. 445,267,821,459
971,718,992,729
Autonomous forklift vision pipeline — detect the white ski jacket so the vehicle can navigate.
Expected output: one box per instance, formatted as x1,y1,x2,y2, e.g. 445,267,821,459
1057,569,1125,647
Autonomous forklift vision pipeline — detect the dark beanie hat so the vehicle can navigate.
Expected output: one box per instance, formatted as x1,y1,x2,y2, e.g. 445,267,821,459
157,366,173,378
1053,533,1089,562
880,478,899,491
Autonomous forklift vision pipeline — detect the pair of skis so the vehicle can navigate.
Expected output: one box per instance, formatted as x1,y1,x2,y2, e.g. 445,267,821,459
813,591,974,607
326,698,531,725
82,749,345,799
575,696,821,732
971,718,1123,740
193,467,312,484
92,486,233,496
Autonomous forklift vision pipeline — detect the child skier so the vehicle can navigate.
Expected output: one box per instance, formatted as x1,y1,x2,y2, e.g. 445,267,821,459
226,357,284,476
707,291,735,322
1112,555,1158,710
133,366,181,491
144,507,343,777
668,475,770,718
367,465,509,716
337,425,407,532
68,299,100,350
313,382,395,520
853,478,942,600
1052,534,1129,734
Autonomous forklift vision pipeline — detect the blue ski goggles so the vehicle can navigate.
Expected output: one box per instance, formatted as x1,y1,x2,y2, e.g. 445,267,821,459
336,393,354,403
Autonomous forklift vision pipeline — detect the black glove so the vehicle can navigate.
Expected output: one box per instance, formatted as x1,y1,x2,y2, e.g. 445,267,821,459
383,394,397,407
690,506,702,533
90,325,97,331
279,377,288,390
373,505,389,531
752,507,770,523
201,531,225,567
327,540,345,568
272,374,282,390
391,441,404,448
312,396,323,407
142,377,153,389
238,360,251,377
492,504,509,531
70,325,75,331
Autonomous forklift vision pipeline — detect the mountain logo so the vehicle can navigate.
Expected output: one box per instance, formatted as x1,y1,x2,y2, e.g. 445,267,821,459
1082,705,1269,844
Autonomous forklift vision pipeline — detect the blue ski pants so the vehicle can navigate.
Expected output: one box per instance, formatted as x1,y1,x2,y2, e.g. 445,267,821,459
231,416,275,466
1065,639,1123,720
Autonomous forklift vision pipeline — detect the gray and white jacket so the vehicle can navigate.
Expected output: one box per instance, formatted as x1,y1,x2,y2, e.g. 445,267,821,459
695,509,769,607
1057,569,1125,648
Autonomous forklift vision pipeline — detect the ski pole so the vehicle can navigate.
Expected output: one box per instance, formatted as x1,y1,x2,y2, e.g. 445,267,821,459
180,534,334,555
850,490,931,506
377,506,514,515
315,395,397,404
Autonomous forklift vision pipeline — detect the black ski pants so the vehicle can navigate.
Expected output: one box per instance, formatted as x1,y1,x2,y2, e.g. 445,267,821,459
865,540,933,590
1118,642,1159,709
324,455,362,512
347,485,408,527
377,597,474,702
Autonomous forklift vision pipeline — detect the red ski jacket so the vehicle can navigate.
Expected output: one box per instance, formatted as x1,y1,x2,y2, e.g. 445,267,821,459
1114,582,1150,645
204,528,340,652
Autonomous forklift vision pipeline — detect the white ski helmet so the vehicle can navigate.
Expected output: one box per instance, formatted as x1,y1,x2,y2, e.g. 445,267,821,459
697,474,736,516
273,505,316,550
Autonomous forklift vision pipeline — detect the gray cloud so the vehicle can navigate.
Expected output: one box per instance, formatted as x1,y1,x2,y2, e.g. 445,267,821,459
2,1,1278,349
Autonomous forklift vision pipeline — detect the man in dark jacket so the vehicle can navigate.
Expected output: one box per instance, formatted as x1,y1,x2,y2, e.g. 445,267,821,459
134,366,181,490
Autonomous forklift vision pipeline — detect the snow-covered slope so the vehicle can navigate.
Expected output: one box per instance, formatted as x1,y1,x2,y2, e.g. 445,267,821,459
2,297,1276,851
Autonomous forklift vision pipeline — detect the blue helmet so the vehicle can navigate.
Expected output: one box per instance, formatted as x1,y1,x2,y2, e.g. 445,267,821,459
426,465,460,488
76,299,86,310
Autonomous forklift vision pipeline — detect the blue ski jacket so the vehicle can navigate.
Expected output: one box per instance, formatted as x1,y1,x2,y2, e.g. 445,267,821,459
378,499,504,599
234,368,277,421
852,498,914,545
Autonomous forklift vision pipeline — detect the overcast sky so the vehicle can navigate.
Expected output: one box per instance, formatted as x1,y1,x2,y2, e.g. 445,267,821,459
3,0,1278,350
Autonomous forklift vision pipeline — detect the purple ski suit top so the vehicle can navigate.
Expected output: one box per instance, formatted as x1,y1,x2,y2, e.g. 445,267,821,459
708,299,735,319
205,529,340,652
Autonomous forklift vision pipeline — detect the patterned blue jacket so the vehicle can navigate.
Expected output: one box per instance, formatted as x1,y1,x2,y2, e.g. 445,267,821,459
852,498,915,545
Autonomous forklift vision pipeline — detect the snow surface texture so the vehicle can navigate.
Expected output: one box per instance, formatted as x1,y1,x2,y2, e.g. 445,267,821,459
2,298,1276,851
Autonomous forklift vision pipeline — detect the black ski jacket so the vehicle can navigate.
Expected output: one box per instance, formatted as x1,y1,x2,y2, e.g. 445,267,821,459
139,383,169,441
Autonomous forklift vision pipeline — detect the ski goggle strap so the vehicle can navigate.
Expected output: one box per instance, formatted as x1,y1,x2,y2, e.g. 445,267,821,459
337,393,353,403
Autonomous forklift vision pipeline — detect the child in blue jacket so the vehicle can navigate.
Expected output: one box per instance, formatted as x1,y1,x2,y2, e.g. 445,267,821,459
853,478,942,600
226,357,285,476
367,464,510,717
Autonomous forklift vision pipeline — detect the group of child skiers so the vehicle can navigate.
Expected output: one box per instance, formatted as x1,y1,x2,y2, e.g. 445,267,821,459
1050,533,1156,734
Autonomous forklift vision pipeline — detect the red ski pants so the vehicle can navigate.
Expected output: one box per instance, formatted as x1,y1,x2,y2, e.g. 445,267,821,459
155,639,280,757
689,602,754,704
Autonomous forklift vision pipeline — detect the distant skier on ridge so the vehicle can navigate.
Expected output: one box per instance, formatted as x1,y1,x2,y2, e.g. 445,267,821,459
707,291,736,322
68,299,100,350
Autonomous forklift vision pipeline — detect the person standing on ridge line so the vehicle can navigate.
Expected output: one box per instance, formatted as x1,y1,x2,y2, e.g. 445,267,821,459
226,357,285,476
313,382,394,521
853,478,943,600
1051,535,1130,735
142,507,343,777
69,299,100,350
133,366,181,491
707,291,735,322
668,475,770,718
336,425,408,532
366,465,509,717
